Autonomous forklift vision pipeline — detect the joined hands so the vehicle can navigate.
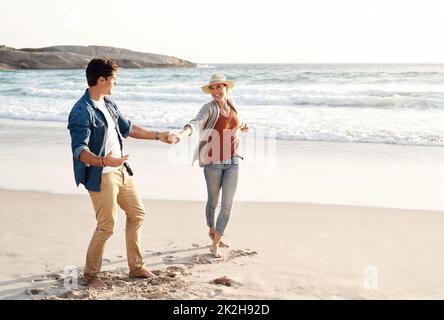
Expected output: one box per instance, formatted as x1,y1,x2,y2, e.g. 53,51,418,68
168,132,183,144
158,131,172,144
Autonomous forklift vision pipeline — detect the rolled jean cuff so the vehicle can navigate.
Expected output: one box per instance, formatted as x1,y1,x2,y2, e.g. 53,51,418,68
215,226,225,236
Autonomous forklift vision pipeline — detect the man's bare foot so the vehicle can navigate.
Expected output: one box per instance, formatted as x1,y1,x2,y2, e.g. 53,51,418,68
85,277,107,289
129,269,156,278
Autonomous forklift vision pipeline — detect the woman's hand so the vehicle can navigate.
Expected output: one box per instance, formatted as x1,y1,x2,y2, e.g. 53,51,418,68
169,126,192,144
240,123,249,133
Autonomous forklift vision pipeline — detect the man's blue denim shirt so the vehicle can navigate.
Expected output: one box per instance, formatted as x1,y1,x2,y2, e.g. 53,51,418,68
67,89,133,192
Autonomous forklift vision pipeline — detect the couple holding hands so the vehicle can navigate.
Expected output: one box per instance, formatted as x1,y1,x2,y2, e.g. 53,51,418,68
67,58,249,288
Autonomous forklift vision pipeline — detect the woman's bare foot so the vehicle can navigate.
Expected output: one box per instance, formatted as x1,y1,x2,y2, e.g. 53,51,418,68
210,231,223,258
208,228,215,240
209,229,229,248
219,241,229,248
210,244,222,258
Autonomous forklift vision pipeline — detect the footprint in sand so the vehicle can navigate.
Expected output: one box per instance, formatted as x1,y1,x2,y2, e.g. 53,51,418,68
207,288,223,298
25,288,44,295
32,278,56,283
212,276,242,288
167,241,177,248
191,243,200,248
32,273,61,283
102,259,112,264
116,255,123,258
161,255,176,263
228,249,258,259
192,254,213,264
152,252,162,256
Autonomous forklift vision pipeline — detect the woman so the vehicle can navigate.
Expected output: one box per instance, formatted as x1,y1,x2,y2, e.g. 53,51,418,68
169,73,249,258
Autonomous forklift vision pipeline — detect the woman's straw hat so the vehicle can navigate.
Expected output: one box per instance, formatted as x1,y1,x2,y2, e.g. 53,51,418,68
201,73,234,94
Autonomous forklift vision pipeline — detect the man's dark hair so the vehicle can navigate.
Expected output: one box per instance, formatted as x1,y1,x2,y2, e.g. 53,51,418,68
86,58,119,86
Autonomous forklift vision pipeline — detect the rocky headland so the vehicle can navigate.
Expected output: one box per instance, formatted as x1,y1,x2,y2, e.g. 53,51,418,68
0,45,196,70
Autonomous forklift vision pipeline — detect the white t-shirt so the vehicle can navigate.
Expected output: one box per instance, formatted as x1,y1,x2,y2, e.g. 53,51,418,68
92,98,122,174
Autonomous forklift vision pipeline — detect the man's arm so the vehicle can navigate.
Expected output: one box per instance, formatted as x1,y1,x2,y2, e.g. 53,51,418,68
129,124,171,143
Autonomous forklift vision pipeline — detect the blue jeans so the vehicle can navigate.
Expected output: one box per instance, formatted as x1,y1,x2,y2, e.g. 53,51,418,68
203,162,239,236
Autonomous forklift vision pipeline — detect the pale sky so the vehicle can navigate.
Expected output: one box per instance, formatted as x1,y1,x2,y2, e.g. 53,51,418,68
1,0,444,63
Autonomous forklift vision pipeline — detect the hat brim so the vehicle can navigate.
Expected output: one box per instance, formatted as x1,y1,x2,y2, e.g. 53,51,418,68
201,80,234,94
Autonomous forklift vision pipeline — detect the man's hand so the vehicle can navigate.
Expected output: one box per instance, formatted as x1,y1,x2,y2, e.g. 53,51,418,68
103,151,129,167
168,132,183,144
159,131,173,144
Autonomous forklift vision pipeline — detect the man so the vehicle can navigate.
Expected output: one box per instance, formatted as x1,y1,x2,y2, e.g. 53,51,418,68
67,58,170,289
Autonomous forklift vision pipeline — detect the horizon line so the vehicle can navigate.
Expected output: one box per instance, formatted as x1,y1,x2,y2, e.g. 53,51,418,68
3,44,444,65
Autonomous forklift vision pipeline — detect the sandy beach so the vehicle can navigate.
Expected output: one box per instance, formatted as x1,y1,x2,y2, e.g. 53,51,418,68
1,189,444,300
1,118,444,300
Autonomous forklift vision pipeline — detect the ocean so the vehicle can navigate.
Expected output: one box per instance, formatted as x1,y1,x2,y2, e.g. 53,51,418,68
1,63,444,146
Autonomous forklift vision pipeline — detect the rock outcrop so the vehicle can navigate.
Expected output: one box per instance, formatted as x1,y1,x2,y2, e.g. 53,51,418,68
0,45,196,69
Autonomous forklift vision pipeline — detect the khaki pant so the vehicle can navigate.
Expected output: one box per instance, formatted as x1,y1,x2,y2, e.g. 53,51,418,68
84,166,146,279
